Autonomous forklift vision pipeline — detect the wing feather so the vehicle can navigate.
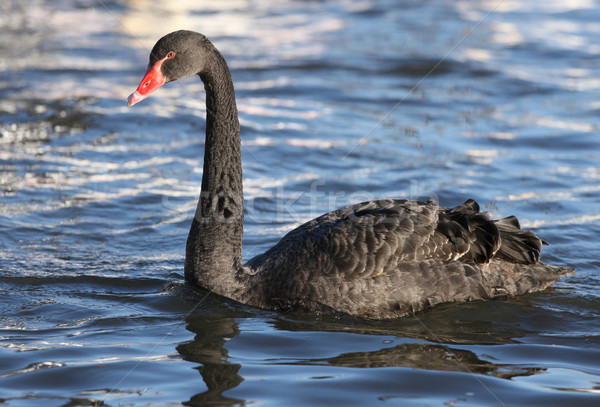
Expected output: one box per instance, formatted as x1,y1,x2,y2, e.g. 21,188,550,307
246,199,546,283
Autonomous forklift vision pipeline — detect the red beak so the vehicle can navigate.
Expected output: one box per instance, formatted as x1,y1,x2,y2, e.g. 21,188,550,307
127,59,167,106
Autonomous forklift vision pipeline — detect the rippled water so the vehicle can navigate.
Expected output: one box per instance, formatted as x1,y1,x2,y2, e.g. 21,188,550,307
1,0,599,405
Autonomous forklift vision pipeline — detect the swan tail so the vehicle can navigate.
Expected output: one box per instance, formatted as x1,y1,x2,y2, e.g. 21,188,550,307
483,261,575,298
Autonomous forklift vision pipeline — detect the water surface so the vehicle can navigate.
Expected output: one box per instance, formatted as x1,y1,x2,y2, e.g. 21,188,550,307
1,0,599,405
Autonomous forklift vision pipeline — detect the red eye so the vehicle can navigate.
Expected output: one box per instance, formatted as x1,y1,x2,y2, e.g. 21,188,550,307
167,51,176,59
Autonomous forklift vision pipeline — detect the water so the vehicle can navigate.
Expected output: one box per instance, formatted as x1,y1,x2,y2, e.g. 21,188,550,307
1,0,599,405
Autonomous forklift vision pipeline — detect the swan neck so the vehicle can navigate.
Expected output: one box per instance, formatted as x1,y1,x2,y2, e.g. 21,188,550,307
185,47,244,294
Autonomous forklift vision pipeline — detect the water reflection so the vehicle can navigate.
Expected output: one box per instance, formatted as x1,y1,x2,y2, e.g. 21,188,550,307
178,300,552,405
177,313,244,406
309,343,543,380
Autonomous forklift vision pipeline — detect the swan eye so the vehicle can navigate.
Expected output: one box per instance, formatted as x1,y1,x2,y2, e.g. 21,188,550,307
167,51,176,59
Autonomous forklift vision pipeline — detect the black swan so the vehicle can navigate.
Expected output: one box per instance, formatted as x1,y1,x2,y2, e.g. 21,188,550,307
127,30,573,319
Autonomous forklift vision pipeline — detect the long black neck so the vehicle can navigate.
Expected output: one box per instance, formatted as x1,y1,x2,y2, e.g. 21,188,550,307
184,44,244,295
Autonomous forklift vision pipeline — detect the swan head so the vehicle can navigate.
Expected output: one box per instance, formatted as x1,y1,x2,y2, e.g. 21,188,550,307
127,30,211,106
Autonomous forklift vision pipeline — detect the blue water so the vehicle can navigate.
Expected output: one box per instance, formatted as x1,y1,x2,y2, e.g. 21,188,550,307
1,0,599,405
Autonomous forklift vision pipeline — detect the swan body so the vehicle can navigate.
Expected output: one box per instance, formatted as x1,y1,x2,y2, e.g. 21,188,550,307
128,30,573,319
